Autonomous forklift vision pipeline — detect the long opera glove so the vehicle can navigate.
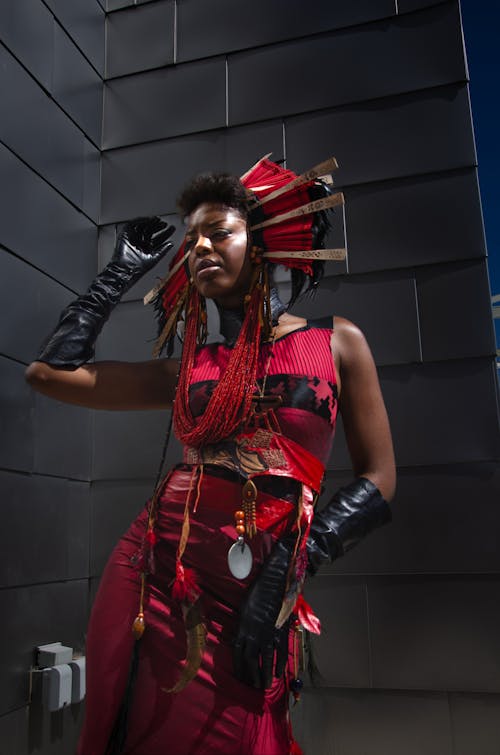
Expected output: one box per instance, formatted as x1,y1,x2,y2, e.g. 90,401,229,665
37,216,175,368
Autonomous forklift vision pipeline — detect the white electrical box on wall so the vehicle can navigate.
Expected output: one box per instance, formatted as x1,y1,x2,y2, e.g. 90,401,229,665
42,664,72,712
69,657,86,704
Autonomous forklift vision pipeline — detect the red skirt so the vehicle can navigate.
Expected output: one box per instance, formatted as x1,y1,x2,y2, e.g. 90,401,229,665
77,467,300,755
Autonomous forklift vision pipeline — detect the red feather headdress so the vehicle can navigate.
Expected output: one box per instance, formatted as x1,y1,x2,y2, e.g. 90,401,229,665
144,155,345,356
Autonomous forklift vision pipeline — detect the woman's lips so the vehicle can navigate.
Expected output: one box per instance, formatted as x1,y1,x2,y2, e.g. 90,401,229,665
196,260,222,278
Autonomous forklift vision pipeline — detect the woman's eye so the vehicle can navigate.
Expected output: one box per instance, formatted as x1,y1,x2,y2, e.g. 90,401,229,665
212,229,230,240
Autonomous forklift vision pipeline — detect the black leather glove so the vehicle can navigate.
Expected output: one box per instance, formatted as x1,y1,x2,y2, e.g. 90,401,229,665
233,477,391,687
233,538,293,689
306,477,391,575
37,217,175,368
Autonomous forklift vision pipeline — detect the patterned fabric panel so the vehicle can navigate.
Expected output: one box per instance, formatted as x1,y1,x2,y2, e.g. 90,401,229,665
188,373,337,426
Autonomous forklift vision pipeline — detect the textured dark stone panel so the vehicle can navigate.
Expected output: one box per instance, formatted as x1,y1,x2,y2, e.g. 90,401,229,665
90,479,153,575
177,0,395,62
288,272,421,366
53,23,102,144
33,393,93,481
0,44,86,210
228,3,466,125
449,692,500,755
380,358,500,467
319,463,500,576
106,0,174,78
0,145,97,292
291,688,453,755
286,84,476,187
369,575,500,691
92,409,182,479
45,0,105,74
0,581,88,716
304,576,371,687
101,121,285,223
417,259,496,362
345,169,486,273
0,0,54,90
0,357,34,473
0,473,89,587
103,56,225,149
0,251,74,364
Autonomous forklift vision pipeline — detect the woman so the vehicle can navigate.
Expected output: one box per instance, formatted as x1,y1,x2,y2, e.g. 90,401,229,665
26,158,395,755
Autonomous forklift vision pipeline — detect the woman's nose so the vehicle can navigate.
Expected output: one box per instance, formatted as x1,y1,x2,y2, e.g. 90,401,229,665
194,234,212,254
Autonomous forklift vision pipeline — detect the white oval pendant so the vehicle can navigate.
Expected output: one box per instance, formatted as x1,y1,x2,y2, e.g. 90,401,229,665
227,537,253,580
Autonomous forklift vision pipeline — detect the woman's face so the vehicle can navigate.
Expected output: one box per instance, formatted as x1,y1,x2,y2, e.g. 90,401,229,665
186,202,253,309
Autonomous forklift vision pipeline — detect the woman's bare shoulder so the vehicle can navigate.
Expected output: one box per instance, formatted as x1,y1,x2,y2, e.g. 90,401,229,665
332,315,372,372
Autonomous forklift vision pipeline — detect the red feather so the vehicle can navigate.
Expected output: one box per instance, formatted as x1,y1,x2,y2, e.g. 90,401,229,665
172,562,201,604
295,594,321,635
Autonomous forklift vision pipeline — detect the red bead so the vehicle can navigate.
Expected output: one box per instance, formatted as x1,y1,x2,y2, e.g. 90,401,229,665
236,524,246,535
234,510,245,520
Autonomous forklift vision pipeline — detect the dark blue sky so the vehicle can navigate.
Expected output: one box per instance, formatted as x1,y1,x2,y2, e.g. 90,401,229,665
460,1,499,339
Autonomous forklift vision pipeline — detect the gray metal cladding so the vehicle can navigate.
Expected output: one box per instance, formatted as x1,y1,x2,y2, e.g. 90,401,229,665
176,0,397,62
290,273,422,367
416,259,496,361
53,23,103,144
103,55,226,148
344,169,486,272
2,0,500,750
0,253,74,364
0,581,88,713
105,0,175,78
369,575,500,691
0,0,54,89
291,688,455,755
33,393,93,480
0,145,97,291
379,358,500,466
319,463,500,575
285,84,476,186
89,480,155,575
43,0,105,74
0,473,89,587
227,3,467,125
101,120,286,222
92,409,181,480
0,0,100,732
0,357,35,473
0,43,100,218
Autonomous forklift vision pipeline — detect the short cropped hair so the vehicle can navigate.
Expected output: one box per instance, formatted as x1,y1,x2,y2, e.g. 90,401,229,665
177,173,249,220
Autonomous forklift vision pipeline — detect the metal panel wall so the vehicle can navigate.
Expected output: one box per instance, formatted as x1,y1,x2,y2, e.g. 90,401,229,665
2,1,499,754
98,2,500,753
0,1,103,752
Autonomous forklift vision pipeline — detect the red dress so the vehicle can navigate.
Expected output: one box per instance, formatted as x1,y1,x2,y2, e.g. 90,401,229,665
77,327,337,755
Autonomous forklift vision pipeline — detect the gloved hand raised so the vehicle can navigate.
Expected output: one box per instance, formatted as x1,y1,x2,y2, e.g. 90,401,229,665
111,217,175,277
37,216,175,368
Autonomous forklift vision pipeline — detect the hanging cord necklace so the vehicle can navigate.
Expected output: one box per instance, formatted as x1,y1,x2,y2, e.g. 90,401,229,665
224,286,287,580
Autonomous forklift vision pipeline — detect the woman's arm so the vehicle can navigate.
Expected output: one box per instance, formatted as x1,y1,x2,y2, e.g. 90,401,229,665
25,358,179,410
333,316,396,500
